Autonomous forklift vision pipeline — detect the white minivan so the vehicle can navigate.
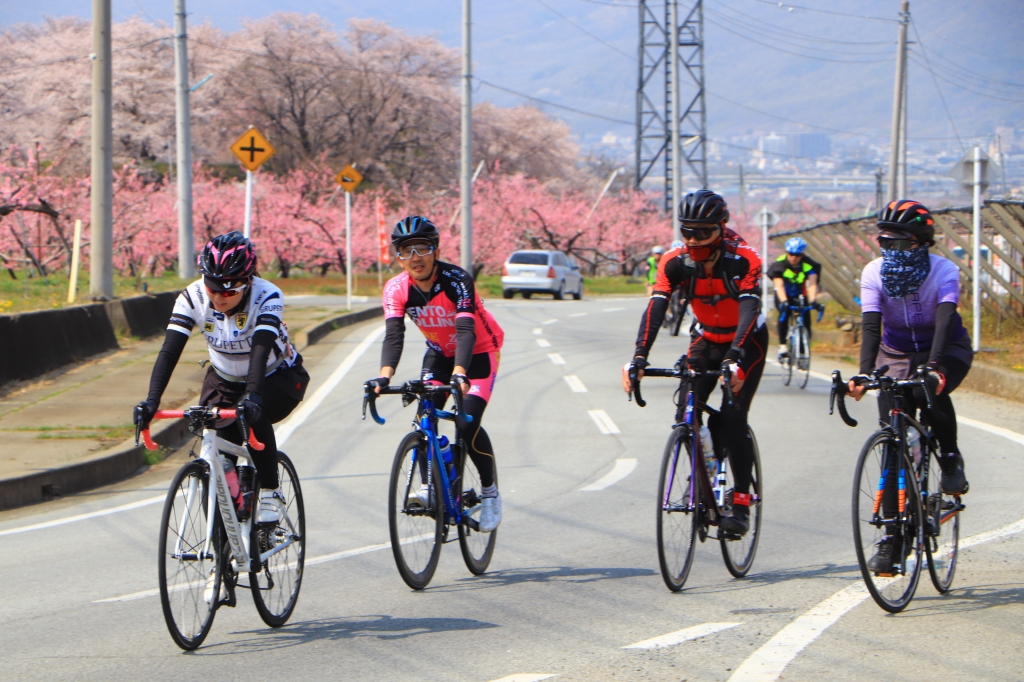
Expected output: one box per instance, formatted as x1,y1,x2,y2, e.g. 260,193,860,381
501,250,583,300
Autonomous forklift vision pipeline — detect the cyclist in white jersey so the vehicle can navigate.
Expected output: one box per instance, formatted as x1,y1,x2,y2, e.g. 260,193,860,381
134,231,309,525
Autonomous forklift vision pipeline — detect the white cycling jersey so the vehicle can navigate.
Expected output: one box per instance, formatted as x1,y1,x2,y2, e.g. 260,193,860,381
168,277,297,381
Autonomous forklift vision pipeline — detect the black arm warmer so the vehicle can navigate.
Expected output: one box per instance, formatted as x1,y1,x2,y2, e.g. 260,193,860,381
380,317,406,370
147,330,189,404
726,296,762,360
928,302,957,365
860,312,882,374
244,330,277,395
634,295,670,358
454,316,476,369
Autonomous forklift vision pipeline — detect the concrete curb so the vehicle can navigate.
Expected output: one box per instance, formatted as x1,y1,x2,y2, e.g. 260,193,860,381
0,306,383,511
960,362,1024,403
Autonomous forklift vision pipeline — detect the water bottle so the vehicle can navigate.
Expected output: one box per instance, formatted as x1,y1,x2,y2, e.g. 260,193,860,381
438,436,455,477
221,457,240,500
907,427,922,465
236,466,256,519
700,425,716,476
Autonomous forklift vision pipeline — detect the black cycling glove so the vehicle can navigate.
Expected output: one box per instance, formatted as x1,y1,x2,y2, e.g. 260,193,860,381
365,376,390,391
134,399,159,427
238,392,263,425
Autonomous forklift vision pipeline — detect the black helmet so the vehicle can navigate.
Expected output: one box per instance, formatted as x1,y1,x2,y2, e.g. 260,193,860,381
678,190,730,226
198,231,257,285
877,199,935,244
391,216,439,247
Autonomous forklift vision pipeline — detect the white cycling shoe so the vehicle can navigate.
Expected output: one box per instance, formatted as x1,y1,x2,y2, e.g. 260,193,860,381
203,568,227,605
257,488,285,525
478,493,502,533
407,485,431,509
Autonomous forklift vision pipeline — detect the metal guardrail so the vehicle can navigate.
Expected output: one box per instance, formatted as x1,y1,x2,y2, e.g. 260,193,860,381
769,200,1024,317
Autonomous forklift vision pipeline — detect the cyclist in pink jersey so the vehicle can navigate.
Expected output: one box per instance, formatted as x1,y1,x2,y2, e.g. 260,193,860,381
366,216,505,532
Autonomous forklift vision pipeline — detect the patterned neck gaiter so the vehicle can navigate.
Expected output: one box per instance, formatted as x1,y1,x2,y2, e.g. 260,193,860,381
880,246,931,298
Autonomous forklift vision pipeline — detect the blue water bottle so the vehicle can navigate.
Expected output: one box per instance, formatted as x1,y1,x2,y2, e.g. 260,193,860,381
438,436,455,477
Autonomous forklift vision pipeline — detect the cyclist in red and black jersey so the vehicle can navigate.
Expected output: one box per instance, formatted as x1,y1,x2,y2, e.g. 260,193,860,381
622,190,768,536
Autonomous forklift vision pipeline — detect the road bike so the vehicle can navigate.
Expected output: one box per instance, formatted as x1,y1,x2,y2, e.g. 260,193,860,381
629,358,763,592
138,406,305,649
363,380,496,590
662,287,688,337
780,295,822,389
831,368,964,613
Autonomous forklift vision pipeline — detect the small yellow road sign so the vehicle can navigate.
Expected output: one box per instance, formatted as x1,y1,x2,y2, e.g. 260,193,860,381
230,127,276,172
336,164,363,192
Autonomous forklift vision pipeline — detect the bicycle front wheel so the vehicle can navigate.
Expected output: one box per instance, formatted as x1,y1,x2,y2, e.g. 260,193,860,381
797,326,810,389
921,443,960,593
389,431,444,590
657,427,701,592
720,427,762,577
457,443,498,575
250,452,305,627
159,460,220,650
852,430,924,613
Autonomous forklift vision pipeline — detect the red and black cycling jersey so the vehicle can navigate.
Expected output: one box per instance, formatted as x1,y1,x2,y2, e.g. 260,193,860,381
634,238,764,360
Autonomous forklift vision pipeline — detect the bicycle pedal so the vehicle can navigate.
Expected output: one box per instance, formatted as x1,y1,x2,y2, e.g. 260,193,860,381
875,572,895,578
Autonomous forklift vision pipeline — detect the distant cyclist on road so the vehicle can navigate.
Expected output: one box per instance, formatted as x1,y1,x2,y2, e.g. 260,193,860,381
134,231,309,526
365,216,506,532
623,190,767,536
768,236,823,362
645,245,665,297
846,200,973,572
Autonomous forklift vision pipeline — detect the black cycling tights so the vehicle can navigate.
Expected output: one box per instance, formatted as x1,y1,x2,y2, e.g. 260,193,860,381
452,395,496,488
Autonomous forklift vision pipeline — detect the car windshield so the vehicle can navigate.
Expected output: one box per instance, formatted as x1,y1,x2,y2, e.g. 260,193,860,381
508,253,549,265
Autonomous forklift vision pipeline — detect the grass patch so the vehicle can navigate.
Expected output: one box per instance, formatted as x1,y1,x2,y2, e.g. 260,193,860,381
30,424,134,441
143,446,173,466
0,271,184,314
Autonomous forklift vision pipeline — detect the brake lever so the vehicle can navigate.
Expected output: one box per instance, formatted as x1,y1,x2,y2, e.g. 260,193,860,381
449,381,474,423
363,391,386,425
721,365,735,405
830,370,859,427
628,367,646,408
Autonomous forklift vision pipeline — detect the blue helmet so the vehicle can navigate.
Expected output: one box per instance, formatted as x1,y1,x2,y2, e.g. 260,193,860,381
785,237,807,255
671,240,683,250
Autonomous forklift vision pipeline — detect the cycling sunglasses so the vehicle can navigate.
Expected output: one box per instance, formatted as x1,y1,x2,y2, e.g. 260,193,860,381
680,225,720,241
397,243,436,260
877,236,919,251
205,281,248,298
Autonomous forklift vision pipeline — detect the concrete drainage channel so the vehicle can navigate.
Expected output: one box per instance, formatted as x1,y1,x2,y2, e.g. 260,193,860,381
0,305,382,511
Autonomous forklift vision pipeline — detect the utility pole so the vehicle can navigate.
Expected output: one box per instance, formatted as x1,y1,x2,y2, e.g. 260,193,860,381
668,0,682,238
972,145,982,352
886,0,909,203
898,65,908,198
174,0,195,279
874,167,884,213
90,0,113,299
460,0,473,275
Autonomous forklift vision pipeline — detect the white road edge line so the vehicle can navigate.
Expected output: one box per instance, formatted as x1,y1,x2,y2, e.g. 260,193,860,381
728,516,1024,682
603,307,625,312
623,622,741,649
568,312,588,318
0,324,385,538
587,409,621,435
488,675,558,682
580,458,636,491
563,375,588,393
537,338,552,348
548,353,566,365
533,327,543,335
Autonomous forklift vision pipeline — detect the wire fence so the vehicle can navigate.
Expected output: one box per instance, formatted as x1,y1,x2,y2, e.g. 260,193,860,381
769,200,1024,318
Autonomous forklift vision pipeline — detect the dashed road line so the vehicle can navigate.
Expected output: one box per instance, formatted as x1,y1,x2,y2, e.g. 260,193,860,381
0,495,165,538
533,327,542,335
623,622,741,649
488,675,558,682
537,338,552,348
548,353,566,365
586,409,621,435
563,375,588,393
541,318,558,325
603,307,625,312
580,458,635,490
568,312,588,318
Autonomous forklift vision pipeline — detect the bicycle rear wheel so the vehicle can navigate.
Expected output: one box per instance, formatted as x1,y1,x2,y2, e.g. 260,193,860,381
720,427,763,577
797,326,810,389
657,427,701,592
457,443,498,575
921,442,960,593
159,460,220,650
852,430,924,613
250,452,305,627
389,431,444,590
782,332,794,386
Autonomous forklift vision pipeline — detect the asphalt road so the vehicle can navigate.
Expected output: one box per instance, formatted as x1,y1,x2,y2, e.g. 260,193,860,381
2,296,1022,681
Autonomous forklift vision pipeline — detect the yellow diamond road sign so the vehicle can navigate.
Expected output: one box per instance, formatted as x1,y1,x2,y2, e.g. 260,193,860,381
336,164,363,192
230,127,275,172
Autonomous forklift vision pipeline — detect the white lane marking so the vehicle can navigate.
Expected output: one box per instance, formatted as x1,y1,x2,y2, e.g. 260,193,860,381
94,533,434,603
533,327,542,335
579,458,635,490
563,375,588,393
488,676,558,682
536,338,552,348
623,622,741,649
587,410,621,435
568,312,588,318
548,353,566,365
276,323,386,446
603,307,625,312
541,318,558,325
728,516,1024,682
0,495,166,538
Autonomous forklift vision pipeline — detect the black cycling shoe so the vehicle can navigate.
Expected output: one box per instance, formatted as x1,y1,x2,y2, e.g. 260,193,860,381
720,505,750,536
867,536,895,573
939,455,969,495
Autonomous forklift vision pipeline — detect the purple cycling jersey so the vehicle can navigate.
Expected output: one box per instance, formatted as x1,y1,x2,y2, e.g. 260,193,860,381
860,254,966,353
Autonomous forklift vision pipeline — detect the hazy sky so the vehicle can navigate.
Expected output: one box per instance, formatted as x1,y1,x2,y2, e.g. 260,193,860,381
3,1,1022,151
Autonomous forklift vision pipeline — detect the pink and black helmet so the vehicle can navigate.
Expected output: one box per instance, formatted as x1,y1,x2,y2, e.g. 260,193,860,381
198,231,257,288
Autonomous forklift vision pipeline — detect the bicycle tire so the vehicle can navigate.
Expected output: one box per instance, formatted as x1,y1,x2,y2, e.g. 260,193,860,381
389,431,444,590
159,460,220,650
852,430,925,613
657,427,700,592
457,443,498,575
921,441,960,593
250,452,305,627
782,331,794,386
720,427,763,578
798,326,810,389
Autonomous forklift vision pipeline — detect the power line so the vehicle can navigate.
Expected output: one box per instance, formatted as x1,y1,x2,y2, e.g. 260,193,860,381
531,0,636,60
477,79,633,125
908,53,1024,104
913,19,1024,65
709,0,893,48
705,15,894,63
3,37,170,74
910,19,963,153
743,0,896,23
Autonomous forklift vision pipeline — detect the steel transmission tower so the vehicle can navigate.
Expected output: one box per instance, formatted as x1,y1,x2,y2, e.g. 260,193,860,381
635,0,708,212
